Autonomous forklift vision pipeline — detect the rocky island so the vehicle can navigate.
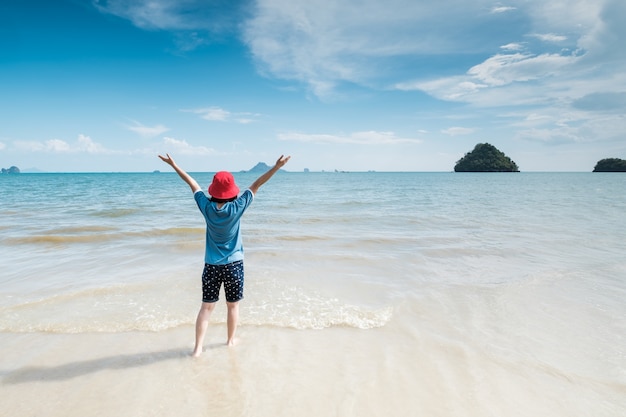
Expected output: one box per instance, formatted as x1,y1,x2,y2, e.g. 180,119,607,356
1,166,21,174
593,158,626,172
454,143,519,172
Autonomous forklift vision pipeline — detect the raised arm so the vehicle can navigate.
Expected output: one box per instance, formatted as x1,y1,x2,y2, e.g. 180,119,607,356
158,153,201,193
249,155,291,195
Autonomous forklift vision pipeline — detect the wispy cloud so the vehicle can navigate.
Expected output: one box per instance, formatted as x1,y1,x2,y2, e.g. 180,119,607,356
510,106,626,144
90,0,626,148
468,52,580,87
573,92,626,112
162,137,216,155
93,0,237,30
0,142,5,151
181,107,259,124
93,0,242,50
278,131,422,145
490,5,517,14
126,120,170,138
93,1,622,103
13,134,116,154
239,0,626,139
441,127,475,136
531,33,568,43
396,51,582,102
242,0,533,97
500,43,525,51
184,107,230,121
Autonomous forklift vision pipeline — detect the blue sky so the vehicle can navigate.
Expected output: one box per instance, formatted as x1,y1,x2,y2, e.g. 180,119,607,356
1,0,625,172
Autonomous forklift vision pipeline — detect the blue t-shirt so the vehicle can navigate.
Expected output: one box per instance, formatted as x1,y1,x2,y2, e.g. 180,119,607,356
194,189,254,265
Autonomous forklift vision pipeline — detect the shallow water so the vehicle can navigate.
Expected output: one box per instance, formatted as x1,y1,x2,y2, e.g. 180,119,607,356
1,172,625,416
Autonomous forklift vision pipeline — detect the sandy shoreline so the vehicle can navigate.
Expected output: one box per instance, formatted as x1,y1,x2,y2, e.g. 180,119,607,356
1,325,390,417
2,308,625,417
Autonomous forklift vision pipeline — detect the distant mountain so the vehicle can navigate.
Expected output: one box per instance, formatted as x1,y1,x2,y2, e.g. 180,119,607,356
242,162,291,173
21,167,45,173
244,162,272,173
241,162,282,174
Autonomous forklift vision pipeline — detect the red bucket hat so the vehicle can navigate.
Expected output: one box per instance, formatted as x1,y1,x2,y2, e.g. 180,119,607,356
208,171,239,200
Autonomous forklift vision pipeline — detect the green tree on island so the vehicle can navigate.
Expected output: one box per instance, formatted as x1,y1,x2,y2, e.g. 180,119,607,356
593,158,626,172
454,143,519,172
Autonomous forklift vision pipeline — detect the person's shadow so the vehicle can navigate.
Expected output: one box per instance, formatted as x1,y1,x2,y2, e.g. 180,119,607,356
0,345,218,384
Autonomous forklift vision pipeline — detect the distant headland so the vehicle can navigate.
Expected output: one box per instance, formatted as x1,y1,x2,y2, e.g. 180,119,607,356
242,162,291,173
243,162,272,173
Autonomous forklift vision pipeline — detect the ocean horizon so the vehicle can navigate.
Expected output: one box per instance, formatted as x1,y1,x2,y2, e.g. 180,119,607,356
6,168,610,173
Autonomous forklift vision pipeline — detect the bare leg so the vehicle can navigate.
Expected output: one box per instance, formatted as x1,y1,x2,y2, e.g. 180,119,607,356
192,302,216,357
226,301,239,346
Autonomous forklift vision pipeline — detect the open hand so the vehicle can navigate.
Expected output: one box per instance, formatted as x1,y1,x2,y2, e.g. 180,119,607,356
275,155,291,169
158,153,175,167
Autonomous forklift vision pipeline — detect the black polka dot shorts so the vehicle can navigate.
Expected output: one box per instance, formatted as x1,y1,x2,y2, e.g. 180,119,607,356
201,260,244,303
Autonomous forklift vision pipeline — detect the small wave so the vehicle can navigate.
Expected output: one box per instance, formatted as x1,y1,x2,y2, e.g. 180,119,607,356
7,234,120,244
243,279,393,330
2,226,117,244
0,285,193,334
276,235,328,242
6,227,204,245
44,226,116,234
91,208,141,218
0,278,393,333
243,302,393,330
155,227,203,236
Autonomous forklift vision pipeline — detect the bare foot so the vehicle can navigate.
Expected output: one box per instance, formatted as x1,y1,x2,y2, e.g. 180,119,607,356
226,338,239,347
191,348,202,357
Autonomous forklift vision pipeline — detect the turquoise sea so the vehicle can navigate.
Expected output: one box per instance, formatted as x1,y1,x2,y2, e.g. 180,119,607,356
1,171,625,416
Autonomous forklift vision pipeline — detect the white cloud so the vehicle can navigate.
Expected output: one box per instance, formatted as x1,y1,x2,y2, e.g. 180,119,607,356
500,43,525,51
531,33,568,43
518,113,553,126
527,0,604,36
243,0,517,97
505,104,626,145
573,92,626,111
92,0,625,148
46,139,72,152
93,0,241,51
398,50,582,105
181,107,260,124
491,6,517,14
162,137,216,155
278,131,422,145
13,135,115,154
514,127,584,144
95,1,622,104
396,77,487,101
441,127,475,136
188,107,230,121
468,52,580,87
239,0,625,120
93,0,233,31
0,142,6,151
94,0,192,30
77,134,110,154
126,121,170,138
